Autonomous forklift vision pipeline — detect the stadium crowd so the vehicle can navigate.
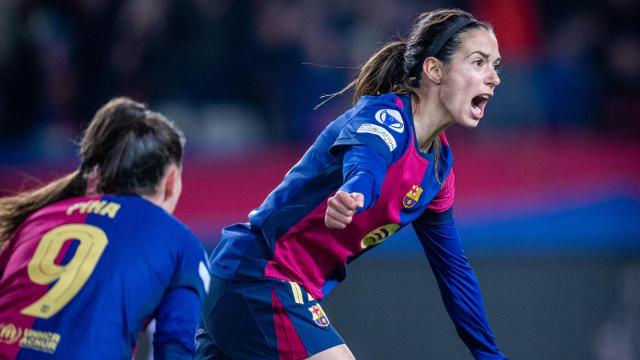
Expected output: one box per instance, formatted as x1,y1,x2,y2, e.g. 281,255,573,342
0,0,638,164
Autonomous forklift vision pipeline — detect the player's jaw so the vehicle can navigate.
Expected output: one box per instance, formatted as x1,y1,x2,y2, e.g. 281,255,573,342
442,87,494,129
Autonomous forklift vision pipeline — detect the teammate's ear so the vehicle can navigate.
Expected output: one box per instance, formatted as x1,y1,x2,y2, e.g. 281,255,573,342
163,164,179,201
157,163,182,214
423,57,443,84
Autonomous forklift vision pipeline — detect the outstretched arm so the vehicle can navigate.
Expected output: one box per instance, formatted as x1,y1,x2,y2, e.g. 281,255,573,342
413,209,506,360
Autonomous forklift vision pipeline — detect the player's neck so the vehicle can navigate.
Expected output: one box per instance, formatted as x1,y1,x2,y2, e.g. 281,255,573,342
411,92,453,152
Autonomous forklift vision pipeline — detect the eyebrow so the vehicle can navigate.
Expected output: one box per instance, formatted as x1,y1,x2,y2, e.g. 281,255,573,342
468,50,501,62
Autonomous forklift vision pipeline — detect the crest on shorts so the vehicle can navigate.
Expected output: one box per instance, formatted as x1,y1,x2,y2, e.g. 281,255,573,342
308,304,330,327
403,185,423,208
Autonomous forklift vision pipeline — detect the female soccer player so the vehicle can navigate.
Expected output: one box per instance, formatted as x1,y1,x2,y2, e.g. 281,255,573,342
197,8,506,360
0,98,210,359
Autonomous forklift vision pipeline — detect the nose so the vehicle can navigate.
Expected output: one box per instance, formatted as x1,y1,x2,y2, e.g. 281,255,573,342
486,68,501,88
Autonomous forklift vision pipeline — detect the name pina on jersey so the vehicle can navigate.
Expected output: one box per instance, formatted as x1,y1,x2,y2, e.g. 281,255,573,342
66,200,121,219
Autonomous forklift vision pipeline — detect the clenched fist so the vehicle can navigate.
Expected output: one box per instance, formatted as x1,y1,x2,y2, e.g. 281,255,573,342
324,191,364,229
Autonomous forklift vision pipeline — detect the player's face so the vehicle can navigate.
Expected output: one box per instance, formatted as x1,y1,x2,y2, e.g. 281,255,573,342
439,28,501,128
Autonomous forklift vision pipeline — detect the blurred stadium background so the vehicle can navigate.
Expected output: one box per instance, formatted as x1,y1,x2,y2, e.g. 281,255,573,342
0,0,638,358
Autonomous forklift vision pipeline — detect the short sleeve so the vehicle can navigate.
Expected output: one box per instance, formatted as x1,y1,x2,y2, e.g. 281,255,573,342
426,170,455,213
330,101,410,165
170,231,211,300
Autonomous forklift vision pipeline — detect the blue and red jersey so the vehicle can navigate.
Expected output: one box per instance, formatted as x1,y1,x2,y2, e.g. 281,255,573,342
212,93,453,298
211,93,505,359
0,194,210,359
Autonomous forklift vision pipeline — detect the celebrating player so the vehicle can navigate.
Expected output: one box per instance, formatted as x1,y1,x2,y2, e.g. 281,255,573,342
197,8,505,360
0,98,210,359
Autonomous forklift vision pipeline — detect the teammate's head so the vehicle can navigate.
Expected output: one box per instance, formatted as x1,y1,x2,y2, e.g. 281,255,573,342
0,98,185,245
80,97,184,198
79,97,185,213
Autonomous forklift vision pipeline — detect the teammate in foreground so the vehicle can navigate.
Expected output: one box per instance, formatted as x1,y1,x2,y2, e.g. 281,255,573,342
197,8,506,360
0,98,210,359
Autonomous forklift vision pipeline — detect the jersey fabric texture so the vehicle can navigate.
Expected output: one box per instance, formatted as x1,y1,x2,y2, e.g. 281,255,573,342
205,93,506,359
0,194,210,359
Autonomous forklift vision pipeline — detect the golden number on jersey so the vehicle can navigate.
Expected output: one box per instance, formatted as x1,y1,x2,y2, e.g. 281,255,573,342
21,224,109,319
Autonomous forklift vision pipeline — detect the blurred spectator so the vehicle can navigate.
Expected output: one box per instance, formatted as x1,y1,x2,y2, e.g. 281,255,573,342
535,9,603,129
0,0,638,164
598,0,640,135
0,0,43,144
472,0,542,59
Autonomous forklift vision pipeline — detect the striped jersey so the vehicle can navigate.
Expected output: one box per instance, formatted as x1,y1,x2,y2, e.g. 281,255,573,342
211,93,454,300
0,194,210,359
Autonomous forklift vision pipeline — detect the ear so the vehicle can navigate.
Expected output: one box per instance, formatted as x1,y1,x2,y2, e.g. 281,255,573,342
143,163,182,213
162,164,179,201
422,57,443,84
85,166,100,195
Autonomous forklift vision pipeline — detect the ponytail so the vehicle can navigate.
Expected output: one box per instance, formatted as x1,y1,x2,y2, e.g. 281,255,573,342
319,41,410,108
1,96,184,247
351,41,409,103
0,170,86,246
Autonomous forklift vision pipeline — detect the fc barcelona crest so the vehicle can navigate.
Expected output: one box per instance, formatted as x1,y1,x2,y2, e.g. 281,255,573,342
403,185,423,208
308,304,330,327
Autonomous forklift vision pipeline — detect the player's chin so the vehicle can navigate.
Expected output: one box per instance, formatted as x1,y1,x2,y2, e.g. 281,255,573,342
457,115,481,129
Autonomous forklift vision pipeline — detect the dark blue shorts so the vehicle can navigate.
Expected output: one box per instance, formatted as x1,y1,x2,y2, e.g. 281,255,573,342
195,276,344,360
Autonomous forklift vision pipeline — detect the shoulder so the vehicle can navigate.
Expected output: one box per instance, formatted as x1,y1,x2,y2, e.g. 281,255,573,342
353,93,409,130
105,195,198,242
332,93,412,160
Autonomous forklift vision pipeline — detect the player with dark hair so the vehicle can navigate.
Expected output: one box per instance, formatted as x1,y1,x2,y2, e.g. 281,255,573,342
0,97,210,359
197,8,505,360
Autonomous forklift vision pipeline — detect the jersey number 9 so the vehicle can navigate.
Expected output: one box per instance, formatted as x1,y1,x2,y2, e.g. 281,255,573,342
20,224,108,319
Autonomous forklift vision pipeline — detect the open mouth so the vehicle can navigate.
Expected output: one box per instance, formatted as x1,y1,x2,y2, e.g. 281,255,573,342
471,94,491,119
